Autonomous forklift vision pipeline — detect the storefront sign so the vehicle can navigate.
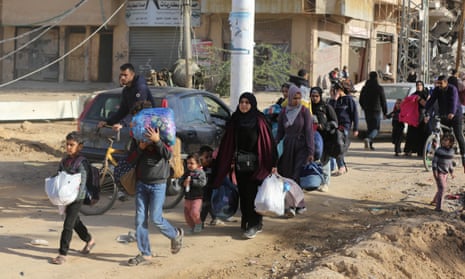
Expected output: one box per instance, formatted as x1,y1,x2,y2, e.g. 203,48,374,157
126,0,200,27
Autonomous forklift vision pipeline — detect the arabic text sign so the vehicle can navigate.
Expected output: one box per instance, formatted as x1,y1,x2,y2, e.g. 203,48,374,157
126,0,200,27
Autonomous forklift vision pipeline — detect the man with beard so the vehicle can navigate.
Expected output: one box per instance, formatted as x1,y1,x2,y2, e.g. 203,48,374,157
425,75,465,173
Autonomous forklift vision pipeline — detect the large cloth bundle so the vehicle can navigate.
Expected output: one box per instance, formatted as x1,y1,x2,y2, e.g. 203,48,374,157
130,108,176,146
45,171,81,206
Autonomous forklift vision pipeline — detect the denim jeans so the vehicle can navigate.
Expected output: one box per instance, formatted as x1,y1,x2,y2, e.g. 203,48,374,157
135,181,177,256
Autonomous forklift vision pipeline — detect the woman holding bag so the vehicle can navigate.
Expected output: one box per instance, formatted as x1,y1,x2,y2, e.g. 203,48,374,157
275,85,314,184
212,92,277,239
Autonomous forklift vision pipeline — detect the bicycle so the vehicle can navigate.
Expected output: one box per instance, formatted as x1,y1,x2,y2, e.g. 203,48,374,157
79,127,185,215
422,115,456,171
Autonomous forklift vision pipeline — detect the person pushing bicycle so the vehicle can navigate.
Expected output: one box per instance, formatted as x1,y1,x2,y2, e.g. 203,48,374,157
424,75,465,173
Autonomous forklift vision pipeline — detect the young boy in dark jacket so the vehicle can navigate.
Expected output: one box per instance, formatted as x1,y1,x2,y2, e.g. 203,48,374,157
51,131,95,265
126,126,183,266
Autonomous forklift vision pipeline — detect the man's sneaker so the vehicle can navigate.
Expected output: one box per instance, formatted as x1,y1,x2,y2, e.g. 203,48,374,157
296,207,307,214
243,226,259,239
318,184,329,192
363,138,370,150
209,218,224,226
170,228,183,254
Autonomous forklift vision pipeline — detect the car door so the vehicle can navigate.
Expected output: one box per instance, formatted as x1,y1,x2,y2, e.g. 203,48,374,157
176,94,217,154
200,93,231,148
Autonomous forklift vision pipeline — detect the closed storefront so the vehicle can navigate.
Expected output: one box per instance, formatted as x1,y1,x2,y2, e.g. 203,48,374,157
129,27,182,73
315,20,342,89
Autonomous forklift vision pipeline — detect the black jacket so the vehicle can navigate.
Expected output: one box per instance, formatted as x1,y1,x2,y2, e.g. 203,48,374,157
107,75,155,126
359,81,387,114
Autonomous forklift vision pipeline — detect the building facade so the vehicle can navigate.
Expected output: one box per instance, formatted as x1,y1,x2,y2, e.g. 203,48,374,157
0,0,401,87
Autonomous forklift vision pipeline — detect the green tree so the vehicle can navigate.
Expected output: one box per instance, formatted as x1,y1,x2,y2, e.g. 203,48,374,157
201,43,304,97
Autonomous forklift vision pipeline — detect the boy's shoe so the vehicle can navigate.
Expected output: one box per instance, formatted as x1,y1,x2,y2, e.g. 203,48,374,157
209,218,224,226
193,224,203,233
171,228,183,254
243,226,261,239
296,207,307,214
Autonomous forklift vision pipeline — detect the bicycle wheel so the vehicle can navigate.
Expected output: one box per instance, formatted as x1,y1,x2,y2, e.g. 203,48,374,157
80,167,118,215
423,134,439,171
163,178,184,209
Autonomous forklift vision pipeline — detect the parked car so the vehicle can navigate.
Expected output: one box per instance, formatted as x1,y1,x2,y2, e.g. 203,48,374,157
356,82,434,137
77,87,232,162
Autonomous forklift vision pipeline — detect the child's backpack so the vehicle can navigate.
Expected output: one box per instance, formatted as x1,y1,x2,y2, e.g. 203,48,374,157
70,156,100,205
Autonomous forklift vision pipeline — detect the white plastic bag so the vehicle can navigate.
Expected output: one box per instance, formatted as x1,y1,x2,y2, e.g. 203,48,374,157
45,171,81,206
254,174,286,216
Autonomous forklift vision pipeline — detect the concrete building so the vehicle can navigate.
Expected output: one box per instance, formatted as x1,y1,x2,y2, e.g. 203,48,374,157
0,0,401,87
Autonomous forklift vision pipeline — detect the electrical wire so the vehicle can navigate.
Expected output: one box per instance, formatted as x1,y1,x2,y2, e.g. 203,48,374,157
0,0,127,88
0,0,88,61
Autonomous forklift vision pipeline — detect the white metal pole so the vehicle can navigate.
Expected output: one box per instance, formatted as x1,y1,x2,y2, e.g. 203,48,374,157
183,0,193,88
229,0,255,110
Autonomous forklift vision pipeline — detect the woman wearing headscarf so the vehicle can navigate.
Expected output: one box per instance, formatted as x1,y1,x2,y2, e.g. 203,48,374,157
212,92,277,239
403,80,430,156
276,85,314,185
310,86,338,192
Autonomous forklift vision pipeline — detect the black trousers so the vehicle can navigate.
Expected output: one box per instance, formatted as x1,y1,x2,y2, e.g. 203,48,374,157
236,171,262,231
200,185,216,222
59,199,91,255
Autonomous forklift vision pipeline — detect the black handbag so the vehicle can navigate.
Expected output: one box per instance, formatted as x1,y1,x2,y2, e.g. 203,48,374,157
235,150,258,172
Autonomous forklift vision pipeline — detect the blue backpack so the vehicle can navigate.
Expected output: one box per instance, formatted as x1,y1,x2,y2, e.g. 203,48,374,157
211,177,239,219
300,162,324,190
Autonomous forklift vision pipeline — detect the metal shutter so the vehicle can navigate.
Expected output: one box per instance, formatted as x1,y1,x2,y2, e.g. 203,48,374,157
129,27,182,72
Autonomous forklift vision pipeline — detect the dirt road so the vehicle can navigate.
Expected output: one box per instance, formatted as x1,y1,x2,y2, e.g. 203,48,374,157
1,120,465,279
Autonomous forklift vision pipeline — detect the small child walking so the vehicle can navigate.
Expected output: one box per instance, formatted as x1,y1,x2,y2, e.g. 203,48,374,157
179,153,207,233
199,146,224,226
51,131,95,265
431,133,455,212
386,98,404,156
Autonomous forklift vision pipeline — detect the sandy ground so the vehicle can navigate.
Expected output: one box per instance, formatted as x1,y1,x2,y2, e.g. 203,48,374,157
2,100,465,278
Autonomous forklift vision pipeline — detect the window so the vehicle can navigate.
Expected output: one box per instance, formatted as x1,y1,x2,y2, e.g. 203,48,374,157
180,95,207,124
87,95,121,120
202,95,230,120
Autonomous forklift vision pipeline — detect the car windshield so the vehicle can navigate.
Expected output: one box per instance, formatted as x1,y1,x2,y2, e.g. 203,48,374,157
382,85,411,99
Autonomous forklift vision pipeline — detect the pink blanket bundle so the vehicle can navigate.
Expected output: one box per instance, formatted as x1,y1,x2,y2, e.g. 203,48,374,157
399,95,419,127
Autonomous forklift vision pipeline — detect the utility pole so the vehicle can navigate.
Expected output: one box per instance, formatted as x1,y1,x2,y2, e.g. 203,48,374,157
455,1,465,71
229,0,255,110
183,0,192,88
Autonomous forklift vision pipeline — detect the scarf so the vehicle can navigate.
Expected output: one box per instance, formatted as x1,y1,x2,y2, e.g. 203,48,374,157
285,85,302,127
232,92,258,128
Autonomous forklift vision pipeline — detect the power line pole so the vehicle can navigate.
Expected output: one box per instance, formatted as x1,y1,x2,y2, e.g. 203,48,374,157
183,0,192,88
455,0,465,71
229,0,255,110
